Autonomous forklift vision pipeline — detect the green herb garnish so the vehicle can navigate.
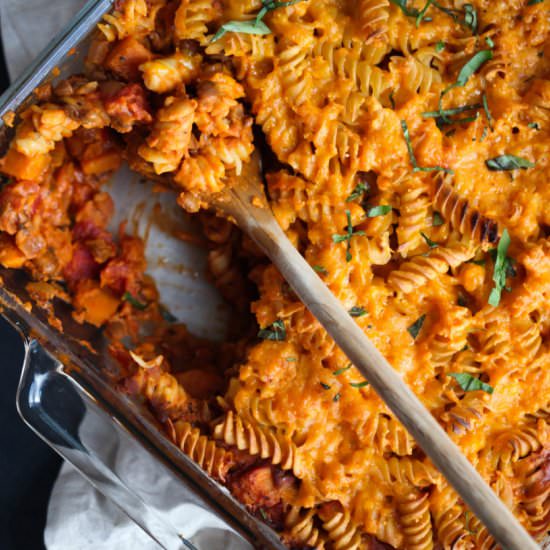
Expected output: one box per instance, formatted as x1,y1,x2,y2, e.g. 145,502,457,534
444,49,492,88
350,380,369,388
346,182,369,202
408,314,426,340
448,372,494,394
422,103,481,120
527,0,543,5
437,50,492,123
389,90,396,109
471,258,486,266
333,393,341,402
485,36,494,48
390,0,421,17
212,19,271,42
320,382,331,390
332,210,366,262
366,205,392,217
212,0,304,41
488,229,512,306
313,265,328,275
286,357,297,362
349,306,367,317
432,212,444,226
416,0,433,26
528,122,540,130
401,120,454,174
333,363,352,376
122,292,147,310
482,94,493,130
454,50,493,87
486,155,535,171
480,126,489,142
462,4,478,33
421,232,438,248
258,319,286,341
435,40,446,52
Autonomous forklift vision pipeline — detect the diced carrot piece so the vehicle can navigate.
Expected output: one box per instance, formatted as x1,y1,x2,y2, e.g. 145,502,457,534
73,279,120,327
104,37,153,81
81,150,122,175
0,234,26,268
1,148,50,180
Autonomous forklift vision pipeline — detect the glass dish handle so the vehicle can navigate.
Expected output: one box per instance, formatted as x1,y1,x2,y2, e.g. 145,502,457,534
16,338,251,550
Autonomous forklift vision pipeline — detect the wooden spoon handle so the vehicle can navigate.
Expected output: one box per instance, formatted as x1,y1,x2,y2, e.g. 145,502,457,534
227,186,538,550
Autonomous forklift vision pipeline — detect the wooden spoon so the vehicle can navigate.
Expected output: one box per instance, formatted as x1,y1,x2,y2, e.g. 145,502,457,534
208,155,538,550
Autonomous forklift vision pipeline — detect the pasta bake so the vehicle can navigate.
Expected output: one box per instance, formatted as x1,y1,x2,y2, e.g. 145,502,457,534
0,0,549,548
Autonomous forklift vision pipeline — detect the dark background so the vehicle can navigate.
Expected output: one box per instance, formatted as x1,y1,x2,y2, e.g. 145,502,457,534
0,31,62,550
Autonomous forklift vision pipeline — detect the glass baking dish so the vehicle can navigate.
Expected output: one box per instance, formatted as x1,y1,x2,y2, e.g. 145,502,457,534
0,1,284,548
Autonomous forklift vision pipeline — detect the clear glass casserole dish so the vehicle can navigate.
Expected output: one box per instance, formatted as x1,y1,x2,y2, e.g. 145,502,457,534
0,1,284,548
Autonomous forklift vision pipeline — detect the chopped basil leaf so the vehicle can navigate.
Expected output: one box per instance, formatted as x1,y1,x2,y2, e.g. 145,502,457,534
366,205,392,217
480,126,489,142
408,314,426,339
212,0,303,41
346,182,369,202
528,122,540,130
422,102,481,119
350,380,369,388
160,306,178,323
421,232,438,248
259,508,268,521
333,393,341,402
320,382,331,390
123,292,147,310
471,258,486,266
389,90,396,109
286,357,297,362
212,19,271,42
390,0,421,17
431,1,461,23
527,0,543,4
435,40,446,52
437,50,492,123
463,4,477,34
258,319,286,341
333,363,352,376
401,120,454,174
488,229,511,306
332,210,366,262
332,235,349,243
457,294,468,307
349,306,367,317
432,212,444,226
486,155,535,171
485,36,495,48
448,372,494,394
416,0,433,26
313,264,328,275
482,94,493,130
455,50,493,87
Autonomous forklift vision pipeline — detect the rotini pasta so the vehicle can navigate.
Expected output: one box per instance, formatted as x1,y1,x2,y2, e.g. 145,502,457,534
0,0,548,548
